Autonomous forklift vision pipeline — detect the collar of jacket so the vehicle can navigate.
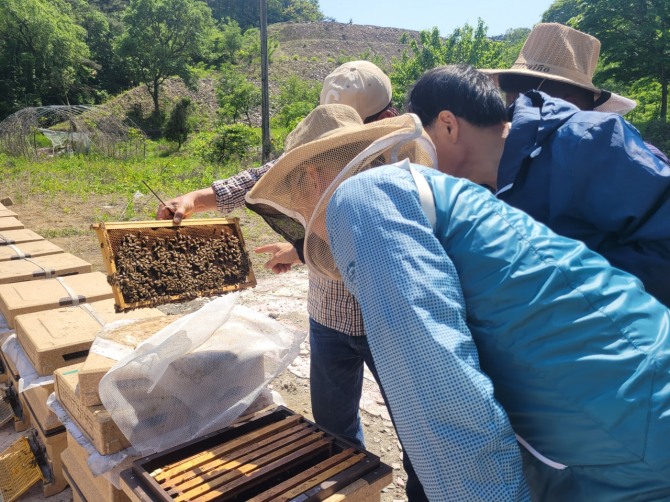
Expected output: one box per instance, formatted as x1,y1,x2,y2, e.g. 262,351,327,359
496,91,580,195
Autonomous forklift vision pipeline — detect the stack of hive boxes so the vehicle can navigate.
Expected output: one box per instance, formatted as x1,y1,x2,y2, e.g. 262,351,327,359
0,201,165,499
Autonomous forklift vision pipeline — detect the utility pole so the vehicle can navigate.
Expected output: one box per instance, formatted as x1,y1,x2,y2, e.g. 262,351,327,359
260,0,271,162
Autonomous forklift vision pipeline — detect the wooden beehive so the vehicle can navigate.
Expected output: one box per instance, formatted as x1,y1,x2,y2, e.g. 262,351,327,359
120,406,392,502
0,240,63,262
15,299,165,376
92,219,256,312
61,431,131,502
0,271,114,328
54,363,131,455
0,228,46,246
0,217,24,231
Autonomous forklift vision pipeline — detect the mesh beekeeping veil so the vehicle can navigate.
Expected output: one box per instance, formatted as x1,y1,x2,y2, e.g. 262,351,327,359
245,103,436,280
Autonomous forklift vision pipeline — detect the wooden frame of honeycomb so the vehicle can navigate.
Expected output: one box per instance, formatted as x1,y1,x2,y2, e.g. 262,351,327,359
91,218,256,312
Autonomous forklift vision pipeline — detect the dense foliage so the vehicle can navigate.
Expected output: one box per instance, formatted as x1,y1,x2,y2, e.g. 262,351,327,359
0,0,667,160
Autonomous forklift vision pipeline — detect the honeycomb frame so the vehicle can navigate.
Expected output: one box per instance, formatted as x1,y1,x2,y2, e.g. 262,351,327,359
91,218,256,312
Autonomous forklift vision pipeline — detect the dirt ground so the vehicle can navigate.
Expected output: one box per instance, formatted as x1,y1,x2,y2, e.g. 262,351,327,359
0,192,410,502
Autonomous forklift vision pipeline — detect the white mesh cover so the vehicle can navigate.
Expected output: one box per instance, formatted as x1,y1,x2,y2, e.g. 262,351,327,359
98,294,304,456
305,114,436,279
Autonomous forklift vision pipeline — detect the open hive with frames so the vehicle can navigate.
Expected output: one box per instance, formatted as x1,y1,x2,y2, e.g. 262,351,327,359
92,218,256,312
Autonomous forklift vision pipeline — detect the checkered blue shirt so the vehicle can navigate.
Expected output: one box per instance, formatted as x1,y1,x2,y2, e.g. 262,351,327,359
326,165,528,501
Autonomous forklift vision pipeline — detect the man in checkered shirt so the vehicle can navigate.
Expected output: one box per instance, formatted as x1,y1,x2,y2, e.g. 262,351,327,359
157,63,428,501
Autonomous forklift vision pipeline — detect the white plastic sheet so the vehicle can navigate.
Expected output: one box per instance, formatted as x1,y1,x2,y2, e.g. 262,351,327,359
98,294,304,456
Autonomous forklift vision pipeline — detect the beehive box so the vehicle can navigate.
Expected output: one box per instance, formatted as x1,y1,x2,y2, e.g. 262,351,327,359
0,228,46,246
0,271,114,328
62,431,131,502
78,315,178,406
92,219,256,312
54,363,131,455
0,240,63,262
0,252,90,284
1,348,31,432
0,217,24,231
0,206,17,218
29,425,69,497
119,406,392,502
15,299,165,376
21,382,63,437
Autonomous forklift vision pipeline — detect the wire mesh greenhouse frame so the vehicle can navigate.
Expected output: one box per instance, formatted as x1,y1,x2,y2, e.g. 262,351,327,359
0,105,147,159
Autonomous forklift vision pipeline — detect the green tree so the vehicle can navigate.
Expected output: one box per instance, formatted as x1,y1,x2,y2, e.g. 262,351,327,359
64,0,129,98
574,0,669,122
541,0,581,24
202,0,322,29
116,0,215,115
0,0,90,117
163,97,192,149
217,65,262,125
391,20,506,106
272,74,320,129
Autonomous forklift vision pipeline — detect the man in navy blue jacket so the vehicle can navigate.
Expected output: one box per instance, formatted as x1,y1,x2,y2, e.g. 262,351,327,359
407,64,670,307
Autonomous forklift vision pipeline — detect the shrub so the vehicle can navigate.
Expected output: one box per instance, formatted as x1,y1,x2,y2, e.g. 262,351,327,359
209,124,261,163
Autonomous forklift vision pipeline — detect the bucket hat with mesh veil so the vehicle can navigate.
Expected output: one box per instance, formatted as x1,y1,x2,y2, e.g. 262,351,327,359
482,23,636,115
245,103,437,279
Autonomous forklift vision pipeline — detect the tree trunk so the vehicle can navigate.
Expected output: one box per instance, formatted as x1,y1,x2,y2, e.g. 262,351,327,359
152,78,160,116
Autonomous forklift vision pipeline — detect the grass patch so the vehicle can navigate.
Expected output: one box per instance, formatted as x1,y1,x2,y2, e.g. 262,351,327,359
40,227,90,238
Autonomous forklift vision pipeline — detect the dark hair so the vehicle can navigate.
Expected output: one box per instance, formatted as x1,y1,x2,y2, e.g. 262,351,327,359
407,64,507,127
363,101,398,124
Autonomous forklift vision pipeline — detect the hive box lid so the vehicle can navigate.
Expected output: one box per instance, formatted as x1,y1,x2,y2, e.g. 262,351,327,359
0,253,91,284
0,272,114,328
15,299,165,376
78,315,177,407
22,382,63,436
0,229,45,246
0,208,17,218
0,240,63,262
54,363,131,455
0,217,24,231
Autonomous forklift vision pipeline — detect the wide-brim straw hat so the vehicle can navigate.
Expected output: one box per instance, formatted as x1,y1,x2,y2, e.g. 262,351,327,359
482,23,636,115
245,104,436,279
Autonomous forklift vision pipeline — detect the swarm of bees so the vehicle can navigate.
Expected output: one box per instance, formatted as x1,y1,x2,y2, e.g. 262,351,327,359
109,229,250,307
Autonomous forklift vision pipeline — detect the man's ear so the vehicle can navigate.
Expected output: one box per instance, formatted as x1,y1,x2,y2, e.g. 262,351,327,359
436,110,459,143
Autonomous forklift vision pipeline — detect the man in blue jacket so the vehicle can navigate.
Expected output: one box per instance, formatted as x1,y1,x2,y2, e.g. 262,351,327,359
407,64,670,307
319,160,670,501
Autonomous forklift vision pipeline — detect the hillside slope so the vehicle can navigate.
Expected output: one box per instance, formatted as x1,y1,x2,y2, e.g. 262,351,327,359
102,21,417,127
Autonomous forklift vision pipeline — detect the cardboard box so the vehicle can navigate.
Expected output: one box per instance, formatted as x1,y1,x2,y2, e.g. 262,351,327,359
16,299,164,376
0,272,114,328
0,240,63,262
0,217,23,231
62,431,130,502
78,315,176,406
0,252,91,284
0,228,46,245
54,363,131,455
